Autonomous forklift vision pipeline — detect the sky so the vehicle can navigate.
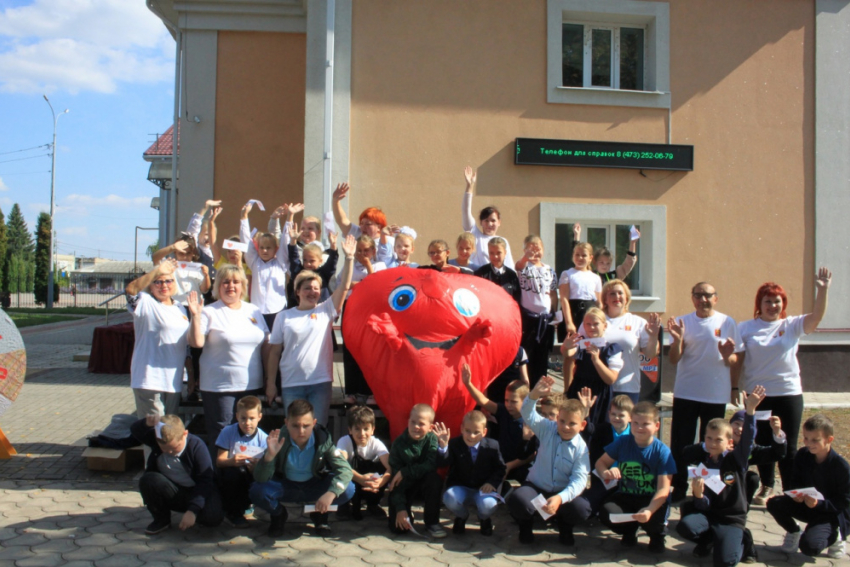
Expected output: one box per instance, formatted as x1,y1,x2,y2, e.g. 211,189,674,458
0,0,175,261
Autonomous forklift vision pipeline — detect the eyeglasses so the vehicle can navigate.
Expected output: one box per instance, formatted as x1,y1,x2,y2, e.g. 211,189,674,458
152,279,175,286
692,292,716,299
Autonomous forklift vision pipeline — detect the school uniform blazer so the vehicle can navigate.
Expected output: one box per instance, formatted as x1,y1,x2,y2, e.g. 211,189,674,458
438,436,506,490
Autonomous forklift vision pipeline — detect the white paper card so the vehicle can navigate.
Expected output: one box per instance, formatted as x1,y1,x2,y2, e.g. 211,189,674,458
303,505,338,513
629,225,640,241
578,337,607,350
222,240,249,253
176,261,203,274
250,228,258,238
593,469,619,490
247,199,265,211
609,513,636,524
323,212,336,235
754,410,772,421
232,443,264,458
549,311,564,326
530,494,553,520
704,475,726,494
154,421,164,440
784,487,825,501
402,515,429,538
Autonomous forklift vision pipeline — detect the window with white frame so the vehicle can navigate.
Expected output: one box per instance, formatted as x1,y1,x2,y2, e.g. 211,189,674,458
547,0,670,109
555,222,642,291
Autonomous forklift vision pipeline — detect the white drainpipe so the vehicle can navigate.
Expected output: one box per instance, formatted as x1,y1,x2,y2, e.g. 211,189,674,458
322,0,335,240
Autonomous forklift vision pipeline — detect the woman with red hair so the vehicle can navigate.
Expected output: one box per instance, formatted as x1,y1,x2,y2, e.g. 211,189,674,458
737,267,832,504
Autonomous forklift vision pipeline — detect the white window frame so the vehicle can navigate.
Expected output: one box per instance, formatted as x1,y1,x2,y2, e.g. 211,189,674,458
566,23,647,90
580,222,642,293
548,0,670,108
541,202,666,313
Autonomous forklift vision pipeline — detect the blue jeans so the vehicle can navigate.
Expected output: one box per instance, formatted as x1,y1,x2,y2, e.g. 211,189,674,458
250,476,355,516
281,381,333,427
442,485,500,520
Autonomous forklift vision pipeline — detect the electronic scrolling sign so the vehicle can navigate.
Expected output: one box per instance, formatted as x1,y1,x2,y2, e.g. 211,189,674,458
515,137,694,171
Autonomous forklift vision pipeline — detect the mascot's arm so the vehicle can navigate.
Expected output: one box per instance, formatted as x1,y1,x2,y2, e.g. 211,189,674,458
456,318,493,356
367,313,404,351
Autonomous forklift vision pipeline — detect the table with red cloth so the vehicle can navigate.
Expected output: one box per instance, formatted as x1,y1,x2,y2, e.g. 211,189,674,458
88,322,135,374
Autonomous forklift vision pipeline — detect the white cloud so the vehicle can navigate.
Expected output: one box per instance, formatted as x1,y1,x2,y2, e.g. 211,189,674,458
26,202,49,215
63,193,151,209
0,0,174,94
0,176,8,191
61,225,88,236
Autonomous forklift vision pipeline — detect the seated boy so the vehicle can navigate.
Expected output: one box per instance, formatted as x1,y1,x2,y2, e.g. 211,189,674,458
677,386,766,565
214,395,268,528
336,405,391,520
132,414,223,534
435,407,506,536
506,376,591,546
767,414,850,559
726,410,786,505
387,403,446,538
250,399,355,538
597,401,676,553
463,372,538,483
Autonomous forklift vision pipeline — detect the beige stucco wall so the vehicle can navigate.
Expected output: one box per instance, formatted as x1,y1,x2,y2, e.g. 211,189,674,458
214,31,307,236
347,0,814,321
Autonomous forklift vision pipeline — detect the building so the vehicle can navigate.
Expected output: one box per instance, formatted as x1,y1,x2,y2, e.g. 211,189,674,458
145,0,850,389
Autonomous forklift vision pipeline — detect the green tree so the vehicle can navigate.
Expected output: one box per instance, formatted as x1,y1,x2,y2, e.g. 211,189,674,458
0,207,7,291
3,204,34,294
33,212,56,305
146,239,160,259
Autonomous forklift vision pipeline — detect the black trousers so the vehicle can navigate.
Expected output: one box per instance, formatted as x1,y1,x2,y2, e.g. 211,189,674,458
520,314,554,388
599,492,669,537
752,394,803,489
767,495,840,557
217,466,253,516
139,471,223,526
387,471,443,533
671,397,727,495
507,482,591,529
677,512,746,567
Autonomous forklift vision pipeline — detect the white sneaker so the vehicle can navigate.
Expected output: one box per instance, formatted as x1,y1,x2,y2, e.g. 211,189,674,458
827,538,846,559
780,531,802,553
752,485,773,505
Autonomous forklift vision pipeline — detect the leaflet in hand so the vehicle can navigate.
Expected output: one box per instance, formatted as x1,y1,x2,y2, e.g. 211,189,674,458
323,212,337,235
222,239,248,253
688,463,725,494
609,513,637,524
578,337,607,350
246,199,266,211
402,514,429,538
176,261,204,276
233,443,264,458
784,487,824,501
530,493,553,520
303,504,338,513
593,469,619,490
754,410,772,421
629,225,640,241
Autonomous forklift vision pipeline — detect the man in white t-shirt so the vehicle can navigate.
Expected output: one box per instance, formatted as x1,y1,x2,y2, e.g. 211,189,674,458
667,282,743,500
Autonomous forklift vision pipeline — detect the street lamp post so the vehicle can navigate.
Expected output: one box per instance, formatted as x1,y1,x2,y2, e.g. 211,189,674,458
44,95,69,310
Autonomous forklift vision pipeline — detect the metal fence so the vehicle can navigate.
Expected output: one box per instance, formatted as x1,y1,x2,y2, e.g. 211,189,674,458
2,271,136,309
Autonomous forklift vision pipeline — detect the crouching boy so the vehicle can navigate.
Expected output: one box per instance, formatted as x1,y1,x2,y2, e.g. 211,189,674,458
133,414,223,535
507,376,591,546
336,405,391,520
250,400,355,538
436,405,506,536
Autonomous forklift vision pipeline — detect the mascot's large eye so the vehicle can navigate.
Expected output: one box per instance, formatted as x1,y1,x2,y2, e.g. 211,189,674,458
453,288,480,317
389,285,417,311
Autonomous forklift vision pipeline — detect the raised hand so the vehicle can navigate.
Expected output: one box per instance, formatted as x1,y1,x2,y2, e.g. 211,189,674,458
464,165,477,188
173,240,189,254
270,205,287,220
816,267,832,289
769,415,783,436
572,222,581,242
209,206,222,220
646,313,662,336
718,338,736,362
341,234,356,258
265,429,286,459
530,375,555,401
289,203,305,215
158,257,178,275
241,202,253,219
333,182,350,202
743,384,766,414
328,230,338,250
577,387,597,410
287,222,299,240
461,363,472,386
433,422,450,448
666,317,684,342
186,291,204,317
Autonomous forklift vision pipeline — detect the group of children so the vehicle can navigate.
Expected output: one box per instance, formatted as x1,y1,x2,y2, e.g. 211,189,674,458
133,376,849,564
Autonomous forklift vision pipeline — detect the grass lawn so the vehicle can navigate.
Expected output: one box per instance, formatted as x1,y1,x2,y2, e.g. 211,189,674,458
7,312,87,328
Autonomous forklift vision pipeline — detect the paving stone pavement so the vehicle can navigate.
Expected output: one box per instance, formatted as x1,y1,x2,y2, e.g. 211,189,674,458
0,316,848,566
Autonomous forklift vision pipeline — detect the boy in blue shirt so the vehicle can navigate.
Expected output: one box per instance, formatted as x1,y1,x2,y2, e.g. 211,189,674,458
214,395,268,527
250,399,355,538
506,376,591,546
597,401,677,553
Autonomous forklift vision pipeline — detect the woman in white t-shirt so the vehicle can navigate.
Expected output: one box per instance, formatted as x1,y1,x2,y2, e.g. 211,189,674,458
461,166,514,269
187,264,269,451
125,258,190,419
737,267,832,504
577,280,661,404
666,281,744,500
266,235,357,426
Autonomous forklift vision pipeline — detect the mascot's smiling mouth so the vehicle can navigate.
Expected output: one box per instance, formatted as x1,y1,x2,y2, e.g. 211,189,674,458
405,334,460,351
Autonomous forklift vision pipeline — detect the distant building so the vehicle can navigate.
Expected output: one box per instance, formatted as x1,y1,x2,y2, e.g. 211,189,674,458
72,261,153,293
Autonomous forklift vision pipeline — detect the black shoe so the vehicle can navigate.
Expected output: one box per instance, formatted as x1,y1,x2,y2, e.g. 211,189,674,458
648,535,666,554
453,518,466,535
621,532,638,547
741,527,758,563
337,502,353,520
145,518,171,535
693,541,713,557
268,508,288,538
310,512,332,536
225,512,249,528
559,525,575,546
519,522,534,544
366,504,387,519
480,518,493,537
